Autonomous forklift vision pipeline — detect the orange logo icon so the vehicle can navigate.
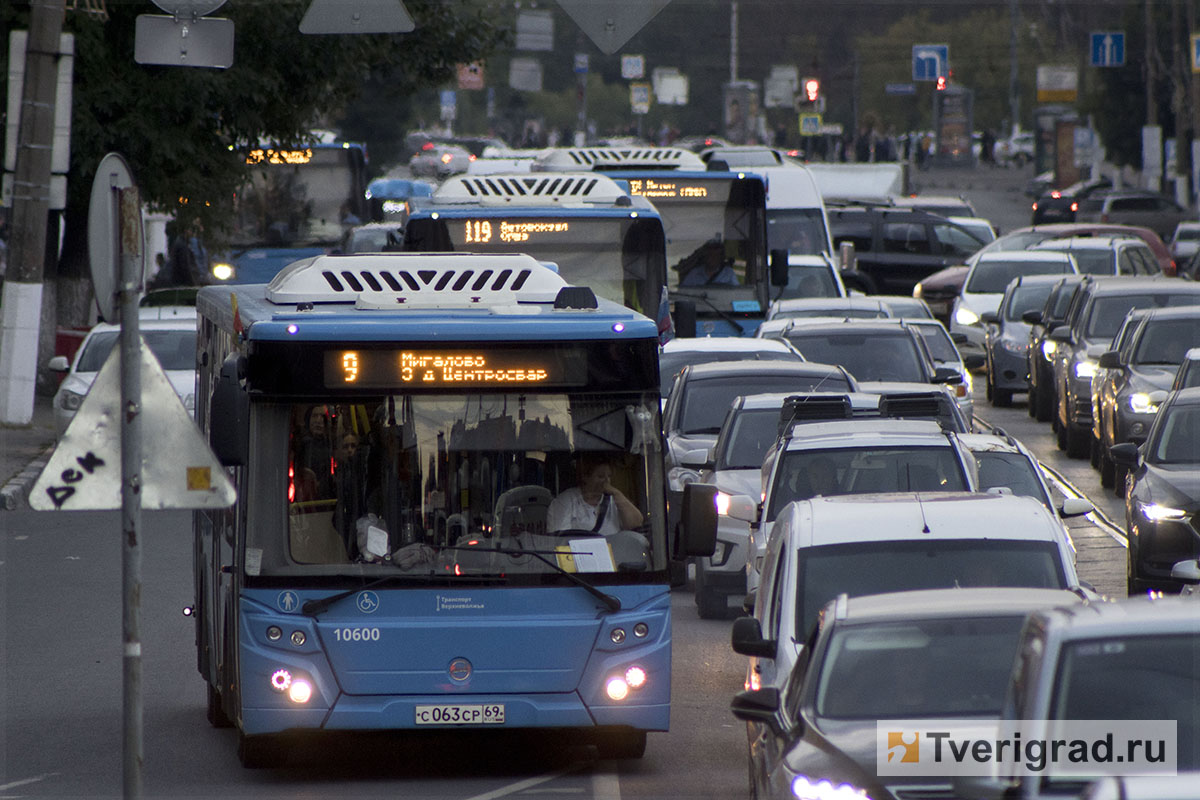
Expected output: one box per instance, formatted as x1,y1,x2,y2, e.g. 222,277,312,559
887,731,920,763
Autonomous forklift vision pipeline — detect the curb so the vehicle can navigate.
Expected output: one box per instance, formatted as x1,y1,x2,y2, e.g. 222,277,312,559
1,445,54,511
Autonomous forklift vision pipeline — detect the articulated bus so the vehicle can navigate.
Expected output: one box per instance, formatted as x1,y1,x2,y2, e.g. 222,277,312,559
401,173,669,333
193,252,716,766
217,140,370,285
535,147,770,337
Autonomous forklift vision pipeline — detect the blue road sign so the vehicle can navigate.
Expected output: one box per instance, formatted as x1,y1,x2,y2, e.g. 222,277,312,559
1091,32,1125,67
912,44,949,82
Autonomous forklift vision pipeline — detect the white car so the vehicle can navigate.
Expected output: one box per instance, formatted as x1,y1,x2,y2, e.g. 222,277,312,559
49,317,198,440
994,130,1035,166
1169,220,1200,261
951,250,1078,353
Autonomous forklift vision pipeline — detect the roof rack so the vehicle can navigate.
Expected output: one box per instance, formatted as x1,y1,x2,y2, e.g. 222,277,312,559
778,394,854,437
878,391,952,422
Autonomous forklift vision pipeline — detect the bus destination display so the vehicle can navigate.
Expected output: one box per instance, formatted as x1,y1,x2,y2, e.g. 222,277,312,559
627,178,709,200
325,347,586,388
462,219,570,244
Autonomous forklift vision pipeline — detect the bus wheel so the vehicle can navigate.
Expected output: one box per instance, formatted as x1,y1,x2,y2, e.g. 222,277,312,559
237,732,279,768
207,683,233,728
595,728,647,759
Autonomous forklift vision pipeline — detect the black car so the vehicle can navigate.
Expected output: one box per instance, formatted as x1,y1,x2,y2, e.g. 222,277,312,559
1024,274,1086,422
1029,177,1112,225
1112,387,1200,593
828,206,987,295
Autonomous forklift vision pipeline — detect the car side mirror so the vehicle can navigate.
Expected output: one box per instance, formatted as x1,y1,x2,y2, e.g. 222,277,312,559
1097,351,1121,369
729,688,789,736
680,483,718,558
980,311,1000,325
723,493,759,524
731,616,777,658
1048,326,1072,342
1059,497,1093,518
1021,310,1042,326
963,352,987,370
1170,558,1200,584
48,355,70,372
770,249,790,286
679,448,711,470
1108,442,1139,468
934,365,963,384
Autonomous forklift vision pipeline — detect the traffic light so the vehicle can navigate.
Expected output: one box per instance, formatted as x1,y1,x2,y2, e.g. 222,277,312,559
935,75,947,91
803,77,820,104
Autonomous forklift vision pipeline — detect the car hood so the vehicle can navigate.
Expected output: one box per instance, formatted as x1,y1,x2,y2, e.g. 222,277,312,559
999,321,1032,342
1126,365,1180,392
958,292,1003,316
668,433,719,463
711,469,761,498
1142,464,1200,507
57,369,194,404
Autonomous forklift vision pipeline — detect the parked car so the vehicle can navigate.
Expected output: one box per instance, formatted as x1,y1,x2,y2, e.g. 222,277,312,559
1094,306,1200,490
1024,274,1087,422
981,274,1063,407
960,595,1200,799
1074,189,1191,241
727,491,1082,702
49,318,198,440
1049,277,1200,458
828,206,988,295
1028,234,1163,277
731,587,1087,800
1111,387,1200,593
1029,176,1112,225
950,250,1078,356
1169,220,1200,261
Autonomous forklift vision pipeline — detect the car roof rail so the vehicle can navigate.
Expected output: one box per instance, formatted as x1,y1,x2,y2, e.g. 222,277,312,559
878,391,947,421
778,394,854,437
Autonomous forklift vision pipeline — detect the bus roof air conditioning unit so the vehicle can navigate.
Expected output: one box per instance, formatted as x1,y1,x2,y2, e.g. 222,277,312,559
535,147,705,172
433,174,628,205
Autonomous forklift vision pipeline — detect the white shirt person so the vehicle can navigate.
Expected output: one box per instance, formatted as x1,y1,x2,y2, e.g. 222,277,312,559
547,456,644,536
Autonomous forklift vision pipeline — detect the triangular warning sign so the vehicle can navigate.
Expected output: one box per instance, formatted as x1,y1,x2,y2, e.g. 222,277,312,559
555,0,671,55
299,0,415,34
30,339,236,511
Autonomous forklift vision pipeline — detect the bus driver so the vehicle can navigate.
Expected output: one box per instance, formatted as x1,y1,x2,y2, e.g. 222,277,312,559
548,454,644,535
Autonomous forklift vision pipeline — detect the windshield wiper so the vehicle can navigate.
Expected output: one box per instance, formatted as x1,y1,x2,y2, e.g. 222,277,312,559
490,543,622,612
300,569,501,617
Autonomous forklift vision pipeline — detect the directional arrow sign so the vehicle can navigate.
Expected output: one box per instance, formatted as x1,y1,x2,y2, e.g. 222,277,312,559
30,339,235,511
1090,31,1125,67
913,44,949,82
556,0,671,55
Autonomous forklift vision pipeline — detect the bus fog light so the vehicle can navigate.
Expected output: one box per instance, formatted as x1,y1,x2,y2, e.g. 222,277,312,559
270,669,292,692
625,666,647,688
266,626,282,641
610,628,626,644
633,622,649,638
287,679,313,704
290,631,306,646
605,677,629,701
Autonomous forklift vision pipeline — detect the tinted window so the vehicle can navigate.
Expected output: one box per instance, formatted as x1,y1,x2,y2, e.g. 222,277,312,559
767,209,830,257
966,259,1074,294
831,219,873,251
816,616,1026,719
769,446,968,517
1085,292,1200,339
933,223,986,257
973,451,1052,509
1005,284,1055,322
1110,197,1157,212
1132,318,1200,366
794,539,1067,638
718,408,783,470
914,325,959,362
1062,250,1114,275
786,331,927,382
678,373,851,434
883,223,932,255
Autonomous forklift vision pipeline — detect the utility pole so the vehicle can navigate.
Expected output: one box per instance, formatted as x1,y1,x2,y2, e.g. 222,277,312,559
0,0,67,425
1008,0,1020,137
729,0,738,84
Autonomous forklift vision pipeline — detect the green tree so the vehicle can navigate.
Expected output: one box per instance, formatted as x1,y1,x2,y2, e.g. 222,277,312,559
1,0,506,325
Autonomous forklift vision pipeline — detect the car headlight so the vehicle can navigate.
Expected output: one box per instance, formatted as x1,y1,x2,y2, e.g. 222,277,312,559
1074,360,1098,379
1137,502,1187,522
59,390,85,411
1041,339,1057,360
211,262,235,281
954,306,981,326
715,491,731,515
667,466,701,492
790,776,872,800
1128,392,1160,414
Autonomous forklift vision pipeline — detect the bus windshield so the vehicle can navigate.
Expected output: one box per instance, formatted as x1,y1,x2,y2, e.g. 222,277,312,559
402,214,666,317
257,392,666,579
230,143,368,249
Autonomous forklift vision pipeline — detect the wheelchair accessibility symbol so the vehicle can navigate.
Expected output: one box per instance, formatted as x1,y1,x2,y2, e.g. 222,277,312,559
276,591,300,612
356,591,380,614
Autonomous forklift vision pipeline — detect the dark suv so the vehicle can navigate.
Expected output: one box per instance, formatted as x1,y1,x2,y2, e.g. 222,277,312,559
828,206,988,295
1075,189,1191,241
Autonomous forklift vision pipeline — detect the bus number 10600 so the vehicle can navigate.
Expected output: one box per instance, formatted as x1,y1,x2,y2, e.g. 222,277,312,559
332,627,380,642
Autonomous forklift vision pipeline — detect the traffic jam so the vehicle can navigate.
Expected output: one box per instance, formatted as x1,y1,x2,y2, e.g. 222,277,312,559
3,2,1199,796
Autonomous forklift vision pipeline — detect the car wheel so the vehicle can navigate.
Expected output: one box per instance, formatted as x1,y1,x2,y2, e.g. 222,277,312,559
1035,381,1054,422
1127,545,1150,597
1065,423,1090,458
1099,447,1115,488
207,683,233,728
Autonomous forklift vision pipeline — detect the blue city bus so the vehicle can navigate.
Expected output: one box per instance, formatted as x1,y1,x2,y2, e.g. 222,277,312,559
217,140,370,285
535,148,770,337
401,173,669,334
193,252,715,766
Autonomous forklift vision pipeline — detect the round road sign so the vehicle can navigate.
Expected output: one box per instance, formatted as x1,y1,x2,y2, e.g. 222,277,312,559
87,152,141,323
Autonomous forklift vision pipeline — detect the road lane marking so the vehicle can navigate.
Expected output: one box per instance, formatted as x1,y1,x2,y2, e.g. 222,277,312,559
1038,462,1128,548
462,767,577,800
592,771,622,800
0,773,56,792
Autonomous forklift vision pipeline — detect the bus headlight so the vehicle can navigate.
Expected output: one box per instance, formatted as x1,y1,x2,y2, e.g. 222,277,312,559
287,679,313,704
605,665,648,700
211,262,235,281
606,676,630,700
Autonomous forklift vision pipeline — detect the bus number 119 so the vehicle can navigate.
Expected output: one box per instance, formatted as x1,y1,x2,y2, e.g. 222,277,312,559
464,221,492,244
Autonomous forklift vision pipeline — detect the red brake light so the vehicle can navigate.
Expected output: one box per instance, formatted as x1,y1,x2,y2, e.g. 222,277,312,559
1051,191,1061,199
1070,202,1078,212
421,142,435,151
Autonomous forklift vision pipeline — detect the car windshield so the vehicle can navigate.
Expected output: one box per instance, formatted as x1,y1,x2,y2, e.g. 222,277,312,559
766,209,829,257
768,446,968,518
776,307,886,320
1064,249,1117,275
1132,319,1200,366
679,373,850,435
966,260,1074,294
879,298,934,319
1085,293,1200,340
785,331,926,383
816,615,1027,719
1050,634,1200,769
1149,404,1200,465
973,451,1052,509
717,408,782,470
914,325,959,362
774,264,841,300
658,349,801,395
76,329,197,372
794,540,1067,638
1005,284,1055,322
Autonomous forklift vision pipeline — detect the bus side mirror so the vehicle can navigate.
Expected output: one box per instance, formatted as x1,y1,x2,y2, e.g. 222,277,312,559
680,483,718,557
769,249,790,286
209,355,249,467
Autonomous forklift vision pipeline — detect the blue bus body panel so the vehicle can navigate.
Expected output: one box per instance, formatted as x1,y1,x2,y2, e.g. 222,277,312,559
407,205,661,222
237,585,671,735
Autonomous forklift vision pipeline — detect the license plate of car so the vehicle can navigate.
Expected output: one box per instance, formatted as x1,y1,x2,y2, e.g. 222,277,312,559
414,703,505,725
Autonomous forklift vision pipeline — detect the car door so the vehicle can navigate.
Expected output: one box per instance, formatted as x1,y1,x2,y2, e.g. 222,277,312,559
751,528,790,693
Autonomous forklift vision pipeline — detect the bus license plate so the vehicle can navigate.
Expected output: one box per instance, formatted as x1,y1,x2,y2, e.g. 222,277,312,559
414,704,505,725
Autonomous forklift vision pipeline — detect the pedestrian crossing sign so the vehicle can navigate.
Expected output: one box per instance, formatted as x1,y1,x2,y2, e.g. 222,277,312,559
799,113,821,135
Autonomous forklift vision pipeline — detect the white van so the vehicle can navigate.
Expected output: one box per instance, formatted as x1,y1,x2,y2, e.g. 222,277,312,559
757,165,833,258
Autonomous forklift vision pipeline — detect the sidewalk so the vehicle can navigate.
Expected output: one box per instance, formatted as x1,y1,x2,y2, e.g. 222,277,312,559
0,393,56,510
